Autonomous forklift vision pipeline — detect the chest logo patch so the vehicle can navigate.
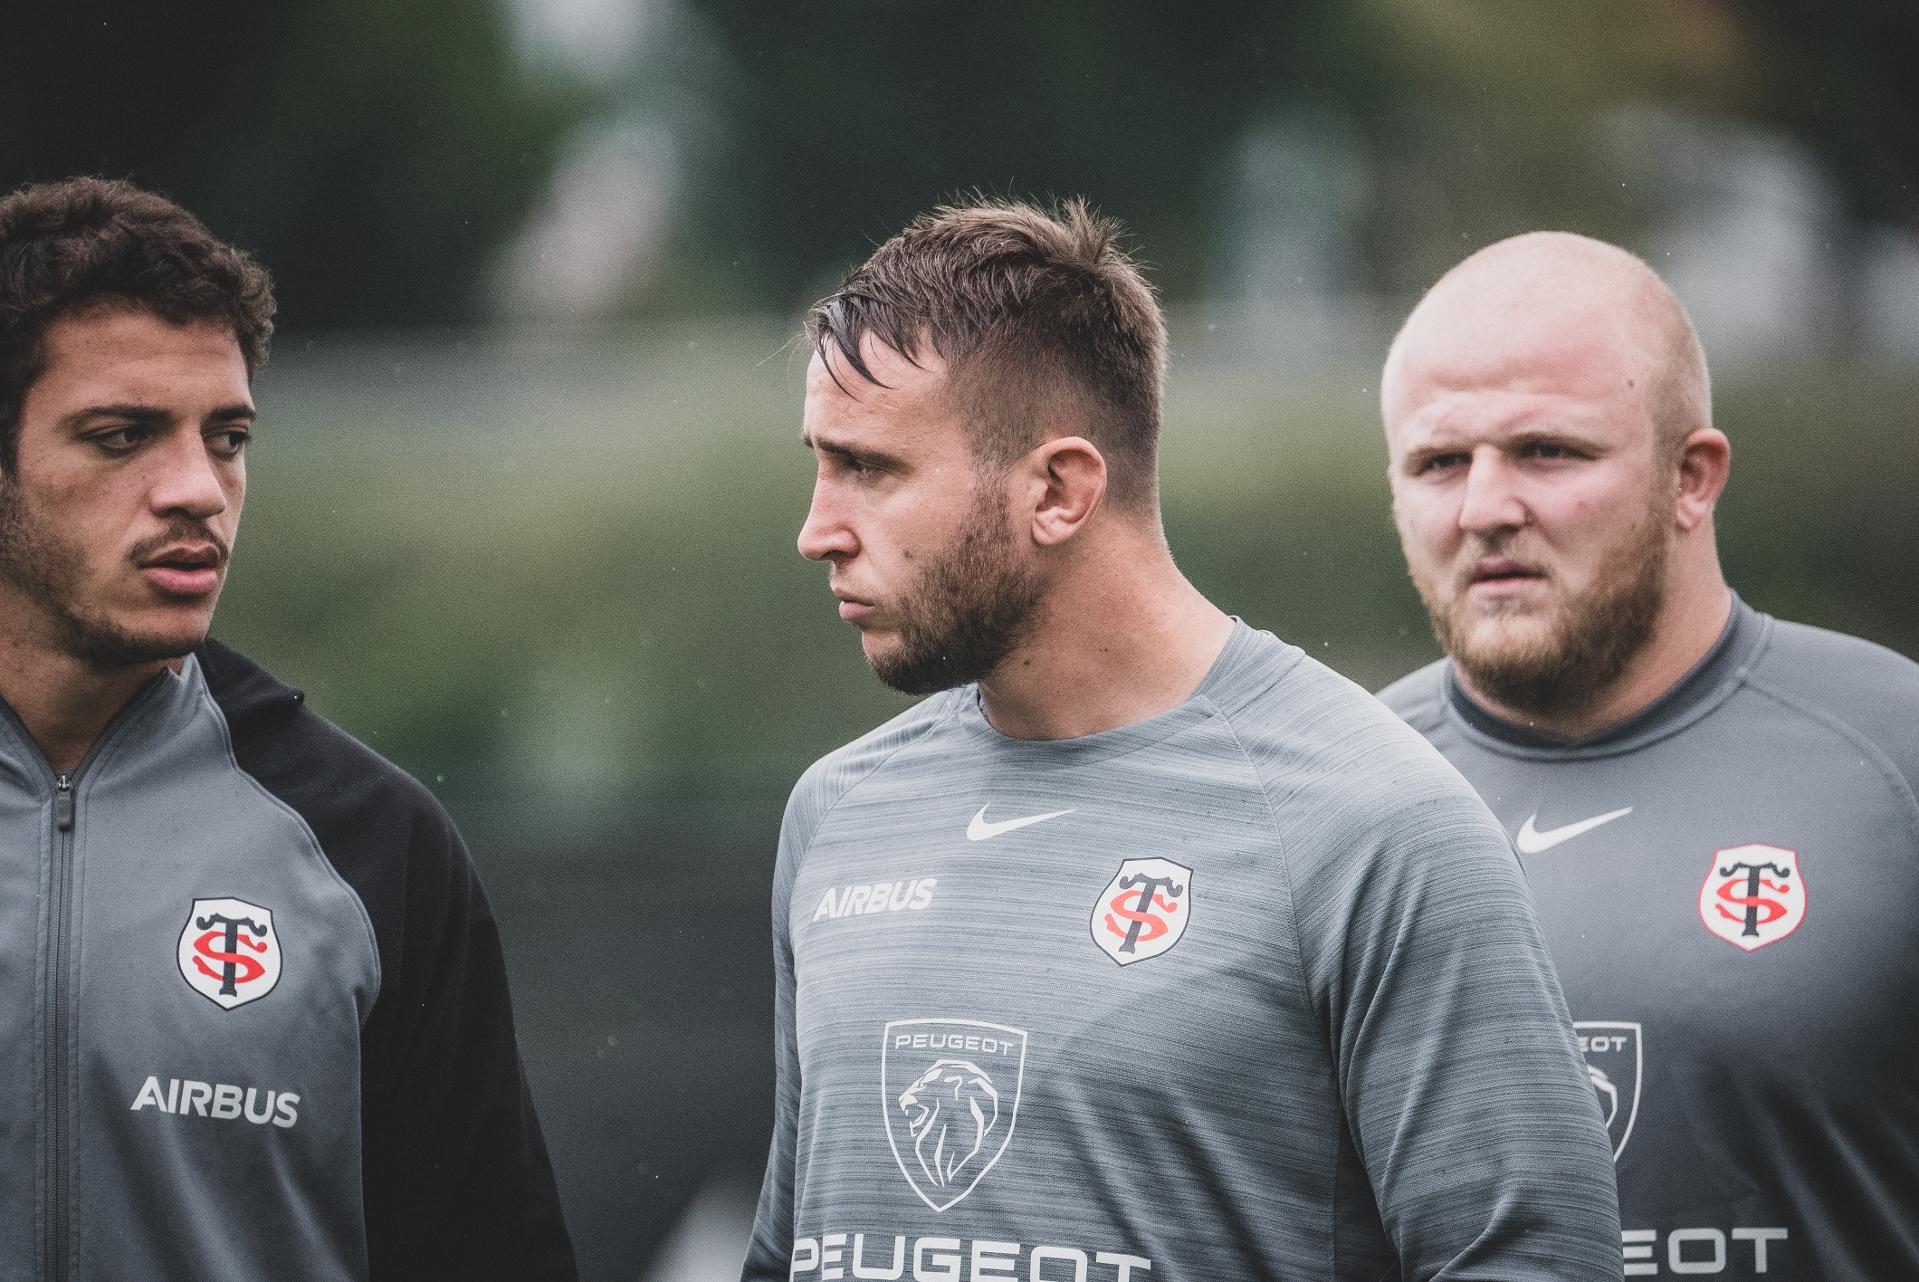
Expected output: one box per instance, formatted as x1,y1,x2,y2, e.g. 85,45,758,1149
1574,1021,1642,1160
1699,844,1806,952
1091,858,1193,966
178,898,282,1010
881,1019,1028,1212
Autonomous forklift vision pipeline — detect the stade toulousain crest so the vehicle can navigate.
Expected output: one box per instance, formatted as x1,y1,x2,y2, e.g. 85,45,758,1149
881,1019,1028,1213
1699,844,1806,952
178,898,282,1010
1090,858,1193,966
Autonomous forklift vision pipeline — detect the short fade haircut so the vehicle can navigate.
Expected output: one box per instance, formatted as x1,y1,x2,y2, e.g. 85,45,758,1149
0,176,276,470
808,197,1168,509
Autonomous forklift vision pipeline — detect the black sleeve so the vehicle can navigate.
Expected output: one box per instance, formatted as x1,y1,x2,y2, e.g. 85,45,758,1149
354,796,577,1282
209,646,577,1281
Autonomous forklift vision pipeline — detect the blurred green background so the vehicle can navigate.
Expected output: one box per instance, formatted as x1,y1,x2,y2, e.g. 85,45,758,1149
6,2,1916,1278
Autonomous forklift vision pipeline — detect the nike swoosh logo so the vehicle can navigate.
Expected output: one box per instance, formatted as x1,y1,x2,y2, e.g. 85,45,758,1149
1514,806,1633,855
966,805,1076,841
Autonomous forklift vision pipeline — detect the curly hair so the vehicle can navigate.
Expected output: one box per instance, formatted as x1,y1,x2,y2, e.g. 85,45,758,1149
0,176,276,469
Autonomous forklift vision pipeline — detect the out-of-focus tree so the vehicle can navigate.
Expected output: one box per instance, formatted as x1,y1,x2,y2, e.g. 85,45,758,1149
1737,0,1919,229
675,0,1399,308
1362,0,1918,289
0,0,586,327
1361,0,1762,286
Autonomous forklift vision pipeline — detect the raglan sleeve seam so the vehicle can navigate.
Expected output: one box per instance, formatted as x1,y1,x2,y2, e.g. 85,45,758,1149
198,686,384,1008
1743,675,1919,848
1203,697,1347,1261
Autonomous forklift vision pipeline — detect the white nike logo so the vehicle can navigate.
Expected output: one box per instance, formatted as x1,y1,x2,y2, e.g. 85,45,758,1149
966,805,1076,841
1514,806,1633,855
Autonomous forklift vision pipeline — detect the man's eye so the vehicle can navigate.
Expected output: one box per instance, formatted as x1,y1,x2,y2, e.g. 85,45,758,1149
1415,452,1467,474
208,429,252,458
1522,442,1577,461
91,426,149,453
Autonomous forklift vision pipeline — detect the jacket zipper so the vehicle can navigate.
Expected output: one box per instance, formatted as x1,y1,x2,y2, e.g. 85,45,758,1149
46,771,75,1282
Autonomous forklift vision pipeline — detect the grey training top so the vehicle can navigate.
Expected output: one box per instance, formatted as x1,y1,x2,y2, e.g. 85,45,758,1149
1380,598,1919,1280
744,621,1620,1282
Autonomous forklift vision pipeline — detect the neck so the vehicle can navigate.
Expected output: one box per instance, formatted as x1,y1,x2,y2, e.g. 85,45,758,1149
975,520,1234,741
0,613,174,772
1460,575,1734,739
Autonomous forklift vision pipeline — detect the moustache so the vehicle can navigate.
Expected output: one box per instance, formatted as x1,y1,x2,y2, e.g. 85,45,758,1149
128,522,231,567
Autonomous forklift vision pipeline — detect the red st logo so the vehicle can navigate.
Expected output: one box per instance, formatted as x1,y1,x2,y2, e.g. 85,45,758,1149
1103,887,1180,945
178,898,283,1009
1714,875,1791,930
193,928,269,989
1698,844,1805,953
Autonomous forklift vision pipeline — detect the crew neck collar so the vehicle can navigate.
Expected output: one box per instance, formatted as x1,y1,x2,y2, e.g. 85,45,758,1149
1444,595,1766,758
949,618,1258,767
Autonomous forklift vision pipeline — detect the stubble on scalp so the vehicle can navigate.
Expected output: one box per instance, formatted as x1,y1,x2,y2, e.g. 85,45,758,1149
870,481,1044,697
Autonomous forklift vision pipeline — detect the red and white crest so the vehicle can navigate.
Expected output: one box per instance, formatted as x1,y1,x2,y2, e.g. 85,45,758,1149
178,898,282,1009
1699,844,1805,952
1090,858,1193,965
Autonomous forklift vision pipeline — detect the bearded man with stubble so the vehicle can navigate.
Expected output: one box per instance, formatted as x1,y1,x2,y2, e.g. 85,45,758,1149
741,199,1620,1282
0,176,574,1281
1378,231,1919,1279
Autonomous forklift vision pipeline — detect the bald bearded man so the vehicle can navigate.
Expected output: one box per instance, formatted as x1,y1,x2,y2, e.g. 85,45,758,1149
1376,232,1919,1279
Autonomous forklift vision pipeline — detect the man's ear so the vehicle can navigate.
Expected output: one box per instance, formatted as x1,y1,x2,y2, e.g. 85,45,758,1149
1018,436,1107,547
1674,427,1731,532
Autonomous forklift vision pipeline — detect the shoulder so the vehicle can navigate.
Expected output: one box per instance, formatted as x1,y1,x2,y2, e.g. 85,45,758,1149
1749,614,1919,714
1742,614,1919,788
196,641,472,957
1374,656,1450,736
1213,648,1497,851
198,639,454,845
782,690,961,849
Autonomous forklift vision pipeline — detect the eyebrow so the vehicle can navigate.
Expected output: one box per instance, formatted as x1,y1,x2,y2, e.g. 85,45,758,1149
64,402,257,428
800,431,905,471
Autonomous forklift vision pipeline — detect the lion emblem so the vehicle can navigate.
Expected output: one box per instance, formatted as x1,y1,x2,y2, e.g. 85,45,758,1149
897,1059,1000,1189
1588,1063,1619,1129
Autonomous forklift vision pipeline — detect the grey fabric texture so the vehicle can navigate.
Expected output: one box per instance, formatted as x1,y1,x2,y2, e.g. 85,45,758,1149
1380,598,1919,1279
0,657,376,1281
745,621,1621,1282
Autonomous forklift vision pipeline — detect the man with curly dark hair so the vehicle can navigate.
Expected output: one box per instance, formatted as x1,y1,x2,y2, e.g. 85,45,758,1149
0,177,575,1282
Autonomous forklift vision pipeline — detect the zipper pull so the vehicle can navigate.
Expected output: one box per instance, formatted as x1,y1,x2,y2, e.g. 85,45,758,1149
54,774,74,832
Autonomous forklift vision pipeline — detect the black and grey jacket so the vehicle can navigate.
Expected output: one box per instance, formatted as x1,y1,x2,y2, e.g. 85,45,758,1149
0,640,576,1281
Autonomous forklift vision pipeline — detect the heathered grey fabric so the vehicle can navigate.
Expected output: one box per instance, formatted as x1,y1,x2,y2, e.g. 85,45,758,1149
0,657,376,1282
744,622,1621,1282
1380,598,1919,1279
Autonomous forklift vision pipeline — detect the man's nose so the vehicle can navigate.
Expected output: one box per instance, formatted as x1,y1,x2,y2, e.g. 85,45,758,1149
1457,449,1525,535
148,434,230,520
797,487,856,562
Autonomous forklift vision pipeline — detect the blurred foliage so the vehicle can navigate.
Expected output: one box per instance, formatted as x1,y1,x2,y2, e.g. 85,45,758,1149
677,0,1403,307
1738,0,1919,227
668,0,1918,306
4,0,1913,324
0,0,586,327
216,324,1919,873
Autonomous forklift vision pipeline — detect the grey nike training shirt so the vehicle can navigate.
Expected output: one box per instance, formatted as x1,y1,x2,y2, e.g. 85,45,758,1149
1381,598,1919,1279
744,621,1620,1282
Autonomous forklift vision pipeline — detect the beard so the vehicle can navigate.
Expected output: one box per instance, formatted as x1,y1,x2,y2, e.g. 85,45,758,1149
1415,504,1671,722
868,485,1044,696
0,475,212,670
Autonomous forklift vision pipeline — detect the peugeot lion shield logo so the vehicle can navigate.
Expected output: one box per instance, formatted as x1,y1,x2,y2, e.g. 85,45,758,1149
1575,1021,1643,1160
1091,857,1192,965
1699,843,1806,952
178,898,281,1009
881,1019,1028,1212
